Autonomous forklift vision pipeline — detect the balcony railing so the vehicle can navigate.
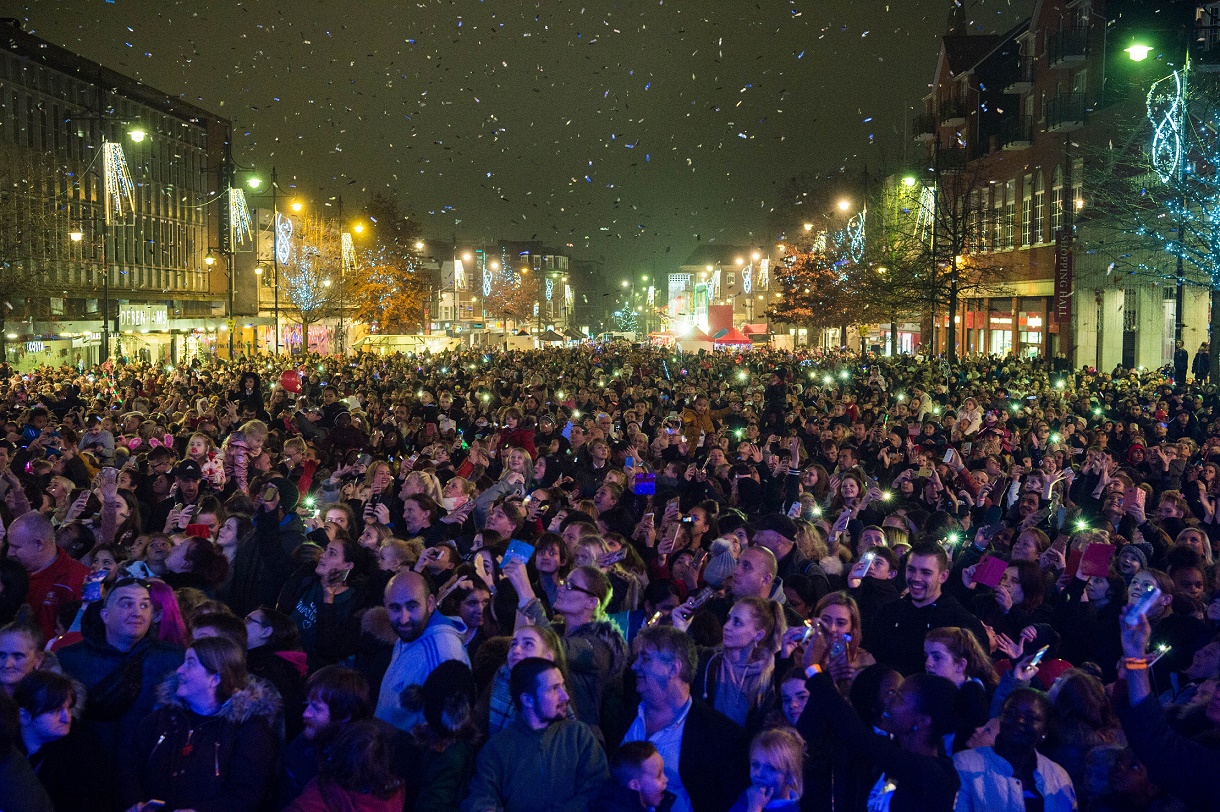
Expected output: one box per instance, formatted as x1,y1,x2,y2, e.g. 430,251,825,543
913,113,937,142
1003,62,1033,94
1045,93,1087,132
939,98,968,125
1048,28,1088,66
935,146,970,173
1000,115,1033,149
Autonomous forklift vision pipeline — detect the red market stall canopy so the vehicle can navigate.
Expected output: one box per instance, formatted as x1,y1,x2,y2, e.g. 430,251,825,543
712,327,752,345
741,323,768,335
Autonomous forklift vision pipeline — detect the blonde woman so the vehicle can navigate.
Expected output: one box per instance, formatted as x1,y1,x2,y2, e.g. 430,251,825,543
680,596,786,728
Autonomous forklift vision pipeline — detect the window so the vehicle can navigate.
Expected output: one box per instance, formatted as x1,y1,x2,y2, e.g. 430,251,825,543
992,184,1004,250
1051,166,1065,233
1072,157,1084,214
1032,170,1045,244
1004,180,1016,249
726,272,735,287
1021,174,1033,247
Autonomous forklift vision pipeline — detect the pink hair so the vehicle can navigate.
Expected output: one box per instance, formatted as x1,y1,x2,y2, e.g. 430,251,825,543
147,579,189,648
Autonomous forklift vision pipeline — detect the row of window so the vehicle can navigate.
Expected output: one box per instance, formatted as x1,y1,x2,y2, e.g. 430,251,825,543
967,159,1084,253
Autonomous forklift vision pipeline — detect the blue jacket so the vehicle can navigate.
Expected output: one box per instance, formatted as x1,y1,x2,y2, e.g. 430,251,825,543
57,625,184,756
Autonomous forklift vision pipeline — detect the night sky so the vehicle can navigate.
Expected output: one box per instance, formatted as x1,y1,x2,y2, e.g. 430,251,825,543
16,0,1027,277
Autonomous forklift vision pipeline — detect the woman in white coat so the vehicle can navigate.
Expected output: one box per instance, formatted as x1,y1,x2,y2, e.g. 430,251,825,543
952,688,1075,812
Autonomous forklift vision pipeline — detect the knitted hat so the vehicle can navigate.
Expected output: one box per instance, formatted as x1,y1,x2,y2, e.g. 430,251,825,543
266,477,298,513
703,539,738,588
1119,541,1152,569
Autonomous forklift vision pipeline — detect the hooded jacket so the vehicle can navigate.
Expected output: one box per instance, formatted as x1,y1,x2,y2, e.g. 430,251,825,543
56,622,185,755
119,674,282,812
375,610,469,731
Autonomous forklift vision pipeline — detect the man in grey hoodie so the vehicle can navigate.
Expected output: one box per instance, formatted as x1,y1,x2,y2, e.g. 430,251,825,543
375,570,469,730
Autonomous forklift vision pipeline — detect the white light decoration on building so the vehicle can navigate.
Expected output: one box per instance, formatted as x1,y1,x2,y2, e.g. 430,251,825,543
758,258,769,289
275,213,293,265
483,269,492,297
1148,68,1185,185
846,208,867,264
742,265,753,294
341,232,356,272
229,187,253,246
454,259,467,291
545,278,554,301
709,269,721,300
647,285,655,305
102,140,136,223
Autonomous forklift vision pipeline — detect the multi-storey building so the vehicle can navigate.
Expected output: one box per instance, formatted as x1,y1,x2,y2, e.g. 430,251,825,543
915,0,1216,368
0,19,237,367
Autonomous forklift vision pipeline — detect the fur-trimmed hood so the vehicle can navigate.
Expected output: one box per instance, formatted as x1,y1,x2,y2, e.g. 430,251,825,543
361,606,400,646
154,672,283,725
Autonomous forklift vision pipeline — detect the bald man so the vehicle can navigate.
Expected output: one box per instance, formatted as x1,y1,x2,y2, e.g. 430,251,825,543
375,570,470,730
6,511,88,639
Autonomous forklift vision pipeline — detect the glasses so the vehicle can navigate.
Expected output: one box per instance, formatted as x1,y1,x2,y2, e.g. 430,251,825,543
560,579,599,599
245,615,268,627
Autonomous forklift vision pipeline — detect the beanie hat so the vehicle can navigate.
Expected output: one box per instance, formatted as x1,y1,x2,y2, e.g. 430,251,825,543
1120,541,1151,569
269,476,300,513
703,544,738,588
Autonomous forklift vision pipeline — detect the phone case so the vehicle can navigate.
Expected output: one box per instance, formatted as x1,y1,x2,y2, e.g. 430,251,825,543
1079,543,1116,578
973,554,1009,589
502,539,536,568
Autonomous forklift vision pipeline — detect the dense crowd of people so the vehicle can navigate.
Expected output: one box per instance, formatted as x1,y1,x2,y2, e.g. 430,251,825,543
1,342,1220,811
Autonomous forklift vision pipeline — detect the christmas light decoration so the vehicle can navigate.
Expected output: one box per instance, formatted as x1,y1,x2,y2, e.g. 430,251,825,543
102,140,135,224
275,213,293,265
757,258,770,289
742,265,753,294
483,269,493,297
845,208,867,264
228,187,253,246
545,278,554,301
1148,68,1185,185
341,232,356,271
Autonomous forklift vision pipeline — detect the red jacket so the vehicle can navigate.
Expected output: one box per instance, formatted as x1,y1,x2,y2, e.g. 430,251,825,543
26,548,89,640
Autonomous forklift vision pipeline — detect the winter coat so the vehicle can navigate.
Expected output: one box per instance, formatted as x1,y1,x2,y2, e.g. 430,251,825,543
952,746,1076,812
591,781,676,812
0,745,54,812
519,599,628,737
224,509,306,617
247,645,307,740
56,625,184,756
287,780,406,812
119,674,281,812
461,718,608,812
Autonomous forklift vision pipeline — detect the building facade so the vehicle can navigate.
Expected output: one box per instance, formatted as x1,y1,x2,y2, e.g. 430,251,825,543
915,0,1216,369
0,19,236,367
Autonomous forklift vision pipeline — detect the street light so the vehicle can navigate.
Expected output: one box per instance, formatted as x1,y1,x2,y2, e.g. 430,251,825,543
1126,42,1154,61
837,198,851,212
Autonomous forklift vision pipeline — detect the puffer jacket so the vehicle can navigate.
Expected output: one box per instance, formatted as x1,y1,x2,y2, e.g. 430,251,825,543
119,674,282,812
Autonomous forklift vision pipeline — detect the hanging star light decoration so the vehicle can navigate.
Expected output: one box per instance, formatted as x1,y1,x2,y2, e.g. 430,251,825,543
742,265,753,294
102,140,136,224
228,187,253,247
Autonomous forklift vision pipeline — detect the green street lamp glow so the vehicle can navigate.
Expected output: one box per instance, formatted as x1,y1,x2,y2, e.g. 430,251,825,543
246,177,262,189
1126,42,1153,61
902,176,917,187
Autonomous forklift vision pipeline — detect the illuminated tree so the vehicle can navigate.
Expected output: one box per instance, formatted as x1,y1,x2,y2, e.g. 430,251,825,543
350,194,429,333
1086,63,1220,378
765,249,853,338
483,265,535,331
279,213,342,350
